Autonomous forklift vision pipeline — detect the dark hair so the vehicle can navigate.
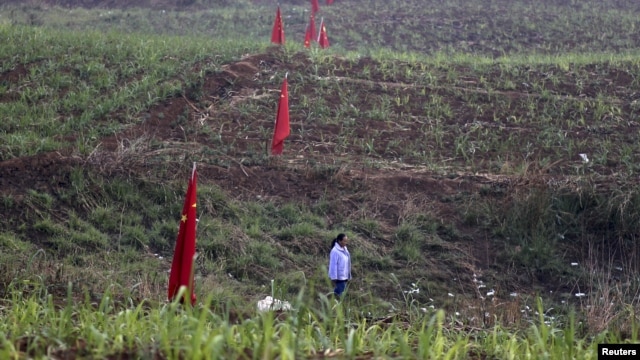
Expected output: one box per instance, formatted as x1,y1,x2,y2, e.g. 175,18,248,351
330,233,346,252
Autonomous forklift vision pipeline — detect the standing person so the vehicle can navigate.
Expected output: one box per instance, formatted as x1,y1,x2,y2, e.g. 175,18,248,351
328,233,351,298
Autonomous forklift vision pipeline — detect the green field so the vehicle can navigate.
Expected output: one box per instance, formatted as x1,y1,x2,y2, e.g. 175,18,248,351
1,0,640,358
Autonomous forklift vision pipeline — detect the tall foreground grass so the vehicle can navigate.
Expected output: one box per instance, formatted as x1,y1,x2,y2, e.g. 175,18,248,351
0,280,631,359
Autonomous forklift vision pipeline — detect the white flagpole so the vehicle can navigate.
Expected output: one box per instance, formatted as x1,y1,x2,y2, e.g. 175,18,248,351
317,17,324,43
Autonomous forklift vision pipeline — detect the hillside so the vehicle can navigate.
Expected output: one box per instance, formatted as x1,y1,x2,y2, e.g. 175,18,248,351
2,0,640,338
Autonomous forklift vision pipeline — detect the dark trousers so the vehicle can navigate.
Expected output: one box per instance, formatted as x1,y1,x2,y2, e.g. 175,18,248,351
334,280,348,297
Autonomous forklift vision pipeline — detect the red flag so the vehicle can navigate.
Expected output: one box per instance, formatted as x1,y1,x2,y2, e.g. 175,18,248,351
271,75,290,155
309,15,317,43
271,6,285,45
304,15,316,48
318,18,330,49
304,23,312,48
326,0,334,4
168,163,198,305
311,0,319,15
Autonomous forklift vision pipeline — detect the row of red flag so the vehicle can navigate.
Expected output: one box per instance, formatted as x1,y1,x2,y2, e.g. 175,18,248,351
270,1,334,156
271,5,330,49
168,2,342,305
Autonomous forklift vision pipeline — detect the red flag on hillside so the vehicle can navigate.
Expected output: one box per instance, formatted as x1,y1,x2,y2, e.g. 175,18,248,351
168,163,198,306
318,18,330,49
304,15,316,48
271,6,285,45
309,15,317,43
311,0,320,15
271,75,290,155
304,23,312,48
326,0,334,4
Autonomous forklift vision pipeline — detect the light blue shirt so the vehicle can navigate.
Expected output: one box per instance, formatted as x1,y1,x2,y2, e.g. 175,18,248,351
328,243,351,281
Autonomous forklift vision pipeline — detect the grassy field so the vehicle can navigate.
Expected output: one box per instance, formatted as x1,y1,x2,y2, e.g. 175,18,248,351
1,0,640,358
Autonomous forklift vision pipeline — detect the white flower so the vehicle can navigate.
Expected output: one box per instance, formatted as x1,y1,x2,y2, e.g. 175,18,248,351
510,292,518,297
256,298,271,312
257,296,291,312
575,292,586,298
486,290,495,297
571,262,578,266
448,293,454,297
579,153,589,163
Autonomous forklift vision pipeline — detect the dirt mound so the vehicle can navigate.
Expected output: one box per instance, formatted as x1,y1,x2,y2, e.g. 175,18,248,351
0,151,82,198
0,47,496,234
0,46,556,305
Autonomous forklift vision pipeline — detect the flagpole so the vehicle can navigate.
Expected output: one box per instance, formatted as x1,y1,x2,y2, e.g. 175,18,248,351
187,252,197,306
317,17,323,43
187,161,197,306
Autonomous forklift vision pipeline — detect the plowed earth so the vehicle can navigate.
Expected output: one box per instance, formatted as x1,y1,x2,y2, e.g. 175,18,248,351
0,49,496,248
0,45,588,291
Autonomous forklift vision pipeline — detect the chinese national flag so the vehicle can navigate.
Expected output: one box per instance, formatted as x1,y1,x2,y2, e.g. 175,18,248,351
304,23,312,48
318,18,330,49
168,163,198,305
271,6,285,45
309,15,317,43
304,15,316,48
311,0,319,15
271,76,290,155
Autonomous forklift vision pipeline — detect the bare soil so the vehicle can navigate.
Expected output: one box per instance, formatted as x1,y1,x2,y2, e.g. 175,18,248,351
0,46,519,284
